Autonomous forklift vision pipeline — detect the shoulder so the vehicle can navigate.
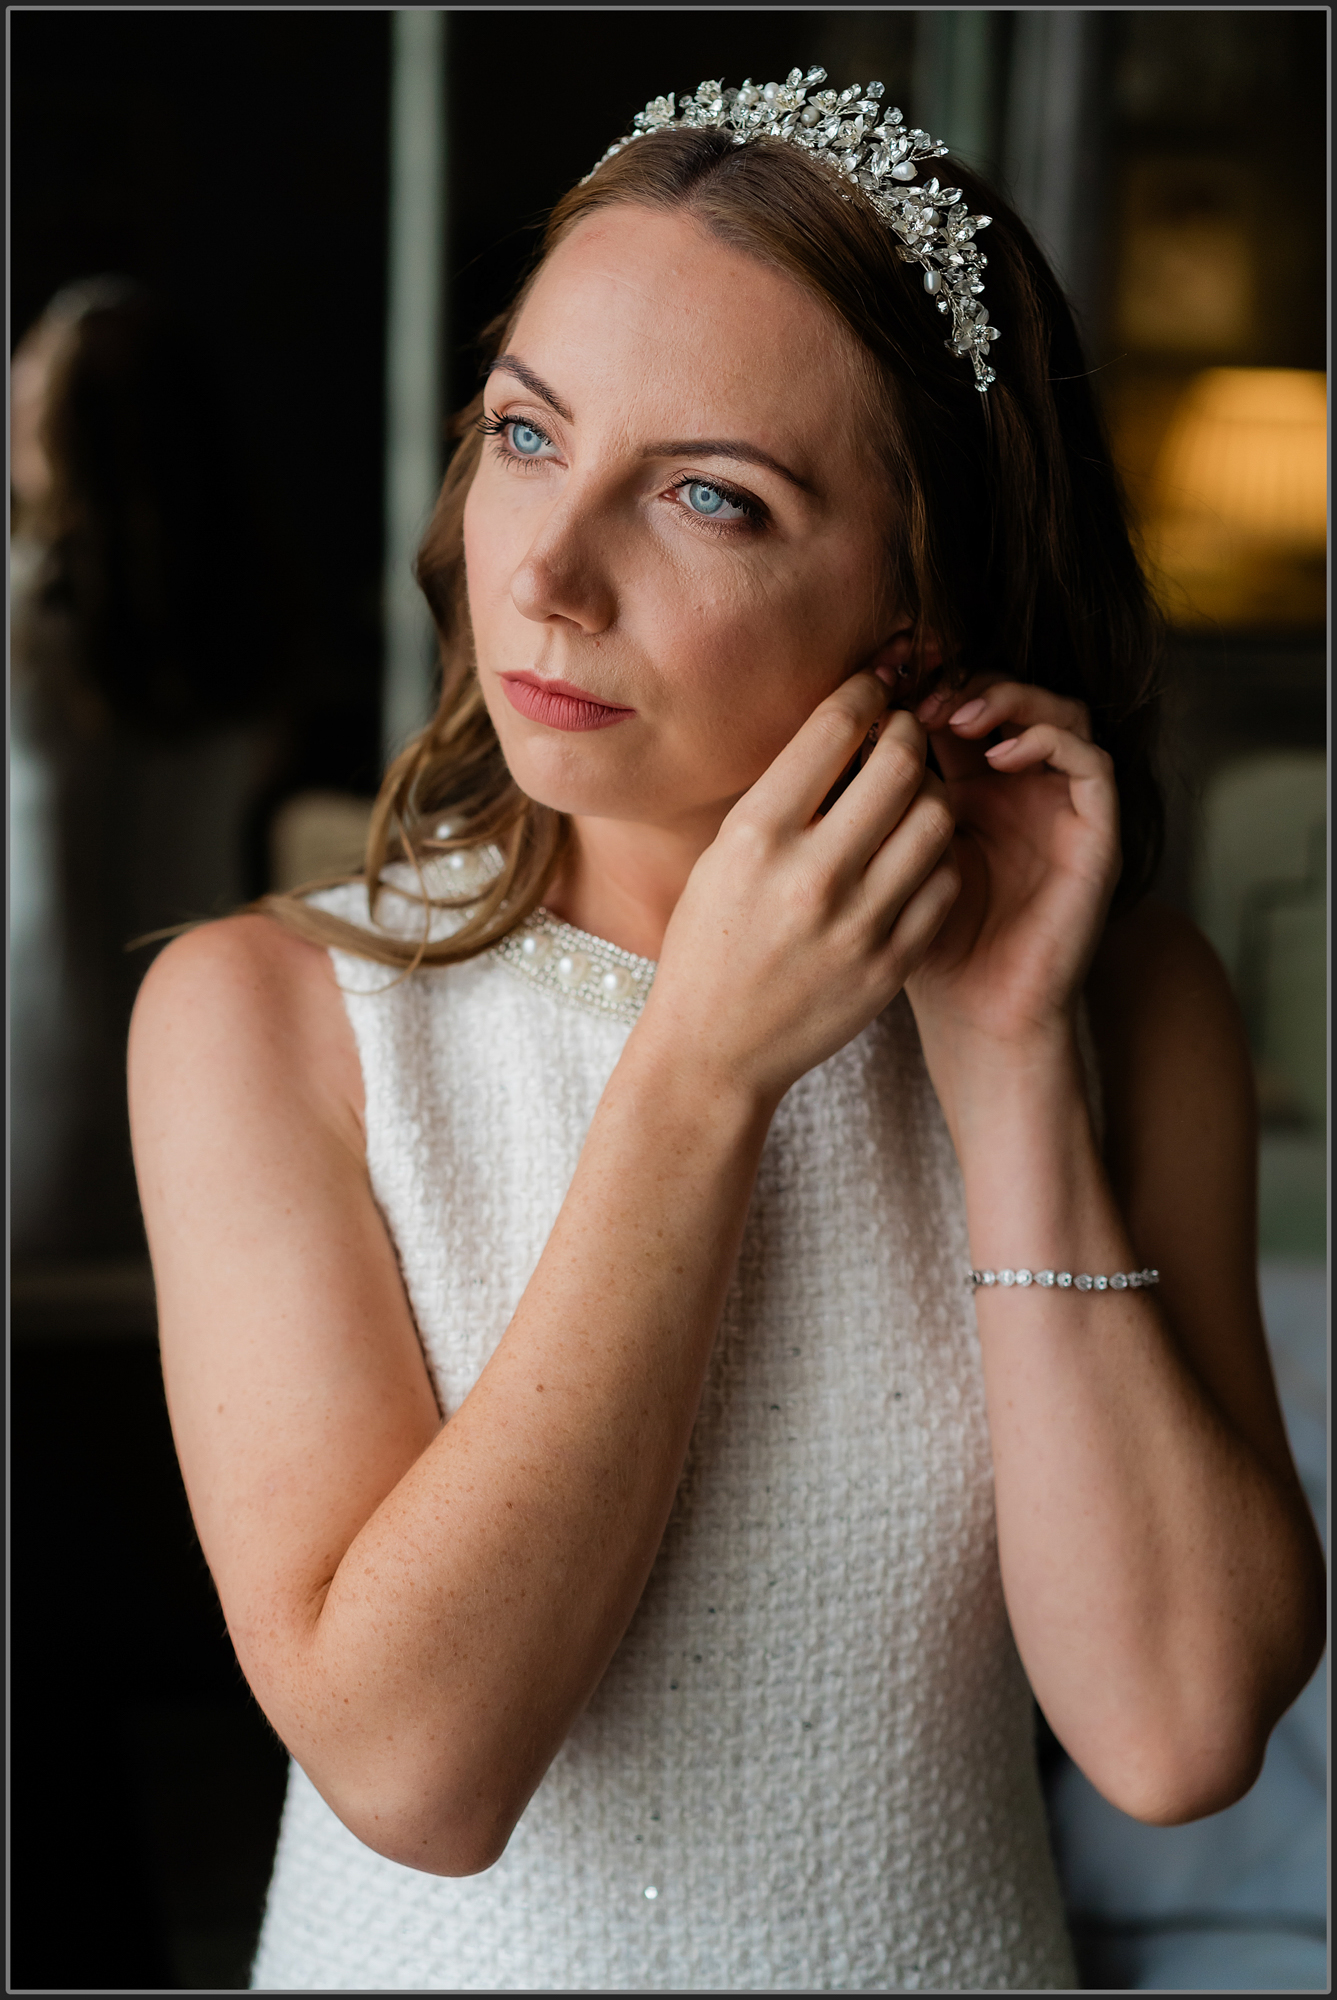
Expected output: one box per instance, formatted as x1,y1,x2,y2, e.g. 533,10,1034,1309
129,912,364,1148
1086,897,1250,1087
1090,895,1235,1010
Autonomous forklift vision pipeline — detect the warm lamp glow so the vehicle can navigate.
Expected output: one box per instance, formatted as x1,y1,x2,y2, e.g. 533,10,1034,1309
1151,368,1327,551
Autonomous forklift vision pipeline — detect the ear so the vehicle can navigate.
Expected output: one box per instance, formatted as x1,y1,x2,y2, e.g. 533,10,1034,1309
867,620,944,686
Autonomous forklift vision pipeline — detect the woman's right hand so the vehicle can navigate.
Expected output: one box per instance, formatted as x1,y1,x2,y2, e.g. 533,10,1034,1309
636,670,960,1110
131,685,953,1883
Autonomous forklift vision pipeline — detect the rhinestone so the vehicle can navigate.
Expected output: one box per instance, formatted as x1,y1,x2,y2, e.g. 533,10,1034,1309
999,1269,1015,1286
982,1270,996,1286
1075,1274,1093,1291
556,951,590,988
434,819,456,839
1037,1270,1055,1287
1015,1269,1033,1287
644,1885,659,1900
1110,1272,1127,1289
1094,1275,1108,1291
448,852,468,871
1128,1272,1142,1287
1057,1272,1073,1288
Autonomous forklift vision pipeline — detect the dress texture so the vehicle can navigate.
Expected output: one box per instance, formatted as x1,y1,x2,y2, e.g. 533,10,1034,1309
250,857,1077,1993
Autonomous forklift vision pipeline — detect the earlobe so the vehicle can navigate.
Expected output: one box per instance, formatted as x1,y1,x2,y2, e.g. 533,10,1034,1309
868,624,943,686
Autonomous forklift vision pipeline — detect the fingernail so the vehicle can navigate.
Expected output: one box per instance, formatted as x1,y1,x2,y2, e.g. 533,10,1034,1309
915,692,947,721
984,739,1012,759
873,663,897,686
949,697,987,726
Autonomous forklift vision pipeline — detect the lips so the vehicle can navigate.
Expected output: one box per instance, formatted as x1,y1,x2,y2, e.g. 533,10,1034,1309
500,673,637,733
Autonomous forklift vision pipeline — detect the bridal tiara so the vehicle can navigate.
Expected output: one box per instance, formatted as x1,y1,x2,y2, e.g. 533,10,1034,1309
587,67,1000,392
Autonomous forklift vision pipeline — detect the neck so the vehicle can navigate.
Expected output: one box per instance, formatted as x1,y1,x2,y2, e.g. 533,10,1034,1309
544,808,728,960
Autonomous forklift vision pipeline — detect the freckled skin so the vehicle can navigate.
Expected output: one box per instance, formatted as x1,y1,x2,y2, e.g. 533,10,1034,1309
464,206,897,856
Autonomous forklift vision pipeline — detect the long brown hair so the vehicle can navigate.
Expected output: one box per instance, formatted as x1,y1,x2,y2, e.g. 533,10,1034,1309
264,128,1163,969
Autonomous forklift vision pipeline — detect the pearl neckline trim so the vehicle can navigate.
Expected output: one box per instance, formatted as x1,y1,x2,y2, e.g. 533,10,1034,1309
495,908,656,1024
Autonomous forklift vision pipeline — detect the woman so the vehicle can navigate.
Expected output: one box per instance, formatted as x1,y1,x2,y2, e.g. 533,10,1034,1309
129,73,1324,1992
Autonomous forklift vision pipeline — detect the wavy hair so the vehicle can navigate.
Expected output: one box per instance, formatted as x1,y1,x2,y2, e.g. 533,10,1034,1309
263,127,1163,969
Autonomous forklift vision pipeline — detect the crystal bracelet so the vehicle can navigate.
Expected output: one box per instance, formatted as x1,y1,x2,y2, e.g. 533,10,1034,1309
968,1267,1159,1293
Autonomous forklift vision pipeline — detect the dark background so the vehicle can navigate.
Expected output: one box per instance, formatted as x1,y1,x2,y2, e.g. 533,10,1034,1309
10,8,1326,1990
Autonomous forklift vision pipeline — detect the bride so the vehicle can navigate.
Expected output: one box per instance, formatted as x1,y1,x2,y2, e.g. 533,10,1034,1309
129,71,1324,1991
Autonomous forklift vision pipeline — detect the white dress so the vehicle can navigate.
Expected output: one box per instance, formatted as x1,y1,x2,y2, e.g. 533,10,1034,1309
250,858,1077,1992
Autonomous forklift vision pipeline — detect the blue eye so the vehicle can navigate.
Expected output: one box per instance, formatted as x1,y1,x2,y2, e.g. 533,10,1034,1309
683,480,754,521
509,421,549,457
686,481,728,516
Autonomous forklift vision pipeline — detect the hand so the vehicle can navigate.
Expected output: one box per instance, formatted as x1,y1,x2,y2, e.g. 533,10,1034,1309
903,675,1121,1061
635,673,960,1112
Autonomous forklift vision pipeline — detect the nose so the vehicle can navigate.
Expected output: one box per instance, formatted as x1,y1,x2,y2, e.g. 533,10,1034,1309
509,487,618,634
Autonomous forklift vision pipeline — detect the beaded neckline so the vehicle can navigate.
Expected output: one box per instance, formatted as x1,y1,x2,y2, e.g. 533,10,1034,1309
494,907,656,1025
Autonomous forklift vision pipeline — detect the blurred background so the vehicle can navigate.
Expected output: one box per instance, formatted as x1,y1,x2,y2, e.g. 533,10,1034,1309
9,8,1326,1990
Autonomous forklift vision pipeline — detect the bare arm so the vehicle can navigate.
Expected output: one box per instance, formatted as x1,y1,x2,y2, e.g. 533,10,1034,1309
907,681,1325,1824
131,678,956,1876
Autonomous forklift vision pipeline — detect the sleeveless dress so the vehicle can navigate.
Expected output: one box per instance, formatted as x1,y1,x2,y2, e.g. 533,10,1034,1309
250,855,1077,1992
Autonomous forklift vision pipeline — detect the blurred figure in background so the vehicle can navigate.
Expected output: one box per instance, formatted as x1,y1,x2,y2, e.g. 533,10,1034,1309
10,277,283,1262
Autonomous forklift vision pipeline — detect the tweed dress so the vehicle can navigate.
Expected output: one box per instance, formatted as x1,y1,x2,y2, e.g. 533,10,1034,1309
249,857,1076,1992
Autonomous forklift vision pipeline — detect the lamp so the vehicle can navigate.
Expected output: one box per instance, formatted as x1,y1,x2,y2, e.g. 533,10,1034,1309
1144,368,1327,625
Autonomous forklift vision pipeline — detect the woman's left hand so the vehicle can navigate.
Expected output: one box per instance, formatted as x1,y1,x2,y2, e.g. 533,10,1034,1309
902,675,1121,1059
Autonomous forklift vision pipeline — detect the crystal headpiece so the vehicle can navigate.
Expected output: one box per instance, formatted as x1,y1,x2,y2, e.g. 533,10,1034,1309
588,66,1000,391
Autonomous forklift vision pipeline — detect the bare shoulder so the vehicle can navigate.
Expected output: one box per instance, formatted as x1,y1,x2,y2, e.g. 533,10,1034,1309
130,911,364,1143
1085,897,1254,1135
1088,897,1242,1053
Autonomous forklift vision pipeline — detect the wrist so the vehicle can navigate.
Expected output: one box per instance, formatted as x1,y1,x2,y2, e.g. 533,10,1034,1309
615,1015,779,1149
926,1016,1089,1155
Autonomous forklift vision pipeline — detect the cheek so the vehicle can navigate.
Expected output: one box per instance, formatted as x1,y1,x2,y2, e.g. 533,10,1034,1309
462,484,502,621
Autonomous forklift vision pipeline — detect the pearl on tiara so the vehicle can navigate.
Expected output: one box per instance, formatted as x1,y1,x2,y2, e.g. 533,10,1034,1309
586,67,1001,391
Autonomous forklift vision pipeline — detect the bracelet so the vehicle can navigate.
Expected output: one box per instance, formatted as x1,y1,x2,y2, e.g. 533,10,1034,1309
968,1267,1159,1293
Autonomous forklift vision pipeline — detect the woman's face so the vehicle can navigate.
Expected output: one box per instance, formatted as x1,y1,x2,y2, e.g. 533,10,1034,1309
464,203,898,837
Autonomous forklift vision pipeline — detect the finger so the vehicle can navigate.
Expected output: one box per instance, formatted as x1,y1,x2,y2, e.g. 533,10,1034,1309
927,721,993,784
859,769,956,922
917,674,1018,784
936,678,1093,744
983,724,1118,839
744,672,892,832
879,849,961,969
814,707,933,869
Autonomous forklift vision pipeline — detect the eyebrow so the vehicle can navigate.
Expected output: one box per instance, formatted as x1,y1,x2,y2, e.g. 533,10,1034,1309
488,352,814,496
489,354,574,422
640,438,814,495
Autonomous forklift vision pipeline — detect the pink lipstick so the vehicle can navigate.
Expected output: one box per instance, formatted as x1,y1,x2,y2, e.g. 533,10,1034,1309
500,673,636,733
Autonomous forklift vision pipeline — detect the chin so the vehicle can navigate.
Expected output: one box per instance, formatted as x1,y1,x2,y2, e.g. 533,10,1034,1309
498,730,662,823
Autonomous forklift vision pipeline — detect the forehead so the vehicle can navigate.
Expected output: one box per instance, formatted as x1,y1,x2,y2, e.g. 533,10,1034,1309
508,204,869,446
